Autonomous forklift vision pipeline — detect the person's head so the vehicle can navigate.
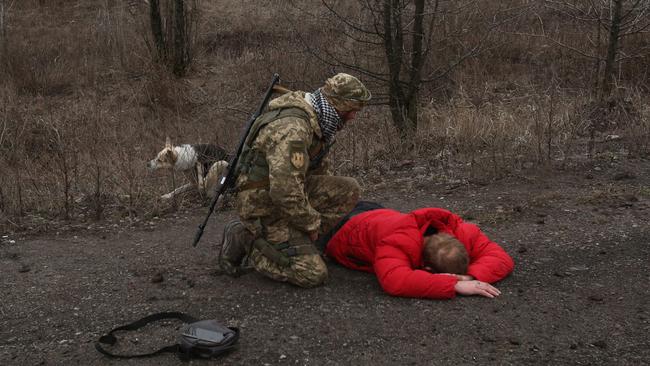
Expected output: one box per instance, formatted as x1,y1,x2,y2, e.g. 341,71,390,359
322,73,371,122
422,232,469,274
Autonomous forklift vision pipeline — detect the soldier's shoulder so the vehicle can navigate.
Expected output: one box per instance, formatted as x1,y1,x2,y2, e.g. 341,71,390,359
265,115,312,136
254,116,311,147
269,91,309,110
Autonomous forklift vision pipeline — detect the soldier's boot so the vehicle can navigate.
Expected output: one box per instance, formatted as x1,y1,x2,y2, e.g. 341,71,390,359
216,220,254,277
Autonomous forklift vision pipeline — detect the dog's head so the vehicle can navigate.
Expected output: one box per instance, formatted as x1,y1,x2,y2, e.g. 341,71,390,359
147,137,177,171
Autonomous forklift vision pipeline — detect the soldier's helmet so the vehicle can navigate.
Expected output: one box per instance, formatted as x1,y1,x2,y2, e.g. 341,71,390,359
322,73,371,112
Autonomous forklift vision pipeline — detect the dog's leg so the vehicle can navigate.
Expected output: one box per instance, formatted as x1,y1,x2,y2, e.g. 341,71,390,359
196,163,206,196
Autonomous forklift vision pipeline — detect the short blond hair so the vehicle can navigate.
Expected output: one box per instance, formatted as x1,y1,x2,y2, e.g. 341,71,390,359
423,233,469,274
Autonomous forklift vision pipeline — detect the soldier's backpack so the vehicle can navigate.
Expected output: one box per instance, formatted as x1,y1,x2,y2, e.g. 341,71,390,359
235,107,329,183
95,312,239,361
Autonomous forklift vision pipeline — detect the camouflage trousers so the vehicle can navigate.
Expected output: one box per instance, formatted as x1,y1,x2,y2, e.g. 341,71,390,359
237,175,360,288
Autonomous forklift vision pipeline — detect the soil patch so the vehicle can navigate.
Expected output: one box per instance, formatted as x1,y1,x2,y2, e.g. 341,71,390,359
1,160,649,365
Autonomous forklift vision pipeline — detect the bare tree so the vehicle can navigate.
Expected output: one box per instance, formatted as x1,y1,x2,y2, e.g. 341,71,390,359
381,0,429,134
295,0,518,135
0,0,13,68
172,0,189,76
149,0,166,60
539,0,650,99
147,0,199,76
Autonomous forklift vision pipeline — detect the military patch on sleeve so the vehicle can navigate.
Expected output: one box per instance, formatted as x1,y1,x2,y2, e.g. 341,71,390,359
289,140,306,170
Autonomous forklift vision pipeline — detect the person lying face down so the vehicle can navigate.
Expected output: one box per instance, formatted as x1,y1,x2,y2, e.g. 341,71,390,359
322,203,515,299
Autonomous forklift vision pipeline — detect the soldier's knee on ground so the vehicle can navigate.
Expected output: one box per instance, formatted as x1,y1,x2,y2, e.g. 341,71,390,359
291,254,328,288
249,249,328,288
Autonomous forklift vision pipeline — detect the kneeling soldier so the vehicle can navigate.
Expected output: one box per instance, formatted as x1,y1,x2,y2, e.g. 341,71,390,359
218,73,371,288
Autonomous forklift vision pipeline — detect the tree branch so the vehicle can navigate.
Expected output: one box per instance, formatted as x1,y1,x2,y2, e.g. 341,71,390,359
321,0,381,36
406,0,426,102
290,19,389,82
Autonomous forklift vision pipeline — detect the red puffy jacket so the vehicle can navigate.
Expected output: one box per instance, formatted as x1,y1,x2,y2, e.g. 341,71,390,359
325,208,514,299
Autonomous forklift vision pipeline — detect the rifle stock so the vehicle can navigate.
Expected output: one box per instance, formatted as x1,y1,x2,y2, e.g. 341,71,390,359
192,73,281,247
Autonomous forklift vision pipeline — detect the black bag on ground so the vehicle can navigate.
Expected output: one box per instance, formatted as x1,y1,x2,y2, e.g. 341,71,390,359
95,312,239,361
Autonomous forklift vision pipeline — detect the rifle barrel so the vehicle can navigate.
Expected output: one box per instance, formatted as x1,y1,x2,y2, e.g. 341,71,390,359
192,73,280,247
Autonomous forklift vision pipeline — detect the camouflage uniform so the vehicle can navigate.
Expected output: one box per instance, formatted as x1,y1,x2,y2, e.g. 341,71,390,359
234,74,370,288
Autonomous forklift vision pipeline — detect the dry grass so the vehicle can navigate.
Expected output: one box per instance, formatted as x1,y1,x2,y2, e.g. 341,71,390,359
0,0,648,231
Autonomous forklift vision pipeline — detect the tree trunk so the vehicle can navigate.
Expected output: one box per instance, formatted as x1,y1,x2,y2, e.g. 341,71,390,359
383,0,408,134
173,0,187,76
0,0,8,68
404,0,426,132
407,93,418,131
150,0,165,60
382,0,422,135
388,87,407,133
602,0,623,99
388,91,418,135
592,13,602,97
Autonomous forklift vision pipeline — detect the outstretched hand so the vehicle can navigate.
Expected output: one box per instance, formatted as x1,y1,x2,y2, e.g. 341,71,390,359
454,280,501,298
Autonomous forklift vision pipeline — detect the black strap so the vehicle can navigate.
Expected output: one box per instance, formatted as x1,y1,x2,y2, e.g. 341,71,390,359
246,107,310,151
95,312,197,359
253,238,291,267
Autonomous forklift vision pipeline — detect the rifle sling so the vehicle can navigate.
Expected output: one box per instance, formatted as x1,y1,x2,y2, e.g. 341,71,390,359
252,237,319,267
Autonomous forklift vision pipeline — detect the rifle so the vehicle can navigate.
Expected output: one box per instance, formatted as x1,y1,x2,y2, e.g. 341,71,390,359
192,73,281,247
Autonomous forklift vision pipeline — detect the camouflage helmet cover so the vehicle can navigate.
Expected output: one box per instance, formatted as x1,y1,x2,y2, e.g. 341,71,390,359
322,73,371,112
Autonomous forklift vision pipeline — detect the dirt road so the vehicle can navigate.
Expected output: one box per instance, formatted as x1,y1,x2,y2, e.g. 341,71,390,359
1,162,649,365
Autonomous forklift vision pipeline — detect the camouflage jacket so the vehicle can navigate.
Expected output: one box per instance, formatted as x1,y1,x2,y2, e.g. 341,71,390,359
236,91,330,234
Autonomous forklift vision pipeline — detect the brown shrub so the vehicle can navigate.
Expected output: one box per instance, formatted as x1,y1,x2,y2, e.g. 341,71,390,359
0,0,648,231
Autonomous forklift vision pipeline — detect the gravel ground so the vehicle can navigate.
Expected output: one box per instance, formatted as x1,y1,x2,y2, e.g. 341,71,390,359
1,159,649,365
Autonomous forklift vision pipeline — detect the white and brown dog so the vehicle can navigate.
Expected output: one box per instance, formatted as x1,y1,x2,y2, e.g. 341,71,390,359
147,137,230,201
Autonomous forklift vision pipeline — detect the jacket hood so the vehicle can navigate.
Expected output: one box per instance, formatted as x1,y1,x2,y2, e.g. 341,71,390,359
268,91,322,138
410,207,462,235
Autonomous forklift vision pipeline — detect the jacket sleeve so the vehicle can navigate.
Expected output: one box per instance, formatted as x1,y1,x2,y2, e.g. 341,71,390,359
462,223,515,283
374,232,458,299
261,118,321,233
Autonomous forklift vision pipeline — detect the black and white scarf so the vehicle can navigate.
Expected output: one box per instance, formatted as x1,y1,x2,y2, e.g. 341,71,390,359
308,88,343,144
